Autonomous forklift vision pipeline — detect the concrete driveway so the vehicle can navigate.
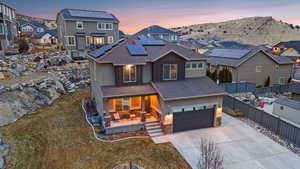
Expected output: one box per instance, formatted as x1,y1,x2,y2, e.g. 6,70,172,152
153,114,300,169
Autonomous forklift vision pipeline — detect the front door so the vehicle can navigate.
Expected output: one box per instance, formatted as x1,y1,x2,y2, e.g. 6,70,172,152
77,36,86,50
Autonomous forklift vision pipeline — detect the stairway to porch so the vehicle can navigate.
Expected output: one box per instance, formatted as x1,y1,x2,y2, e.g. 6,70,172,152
145,121,164,138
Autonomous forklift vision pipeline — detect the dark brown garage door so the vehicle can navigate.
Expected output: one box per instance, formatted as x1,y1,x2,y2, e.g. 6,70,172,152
173,108,215,132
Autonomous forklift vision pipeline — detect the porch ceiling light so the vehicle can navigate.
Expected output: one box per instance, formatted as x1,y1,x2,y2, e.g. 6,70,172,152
126,64,133,69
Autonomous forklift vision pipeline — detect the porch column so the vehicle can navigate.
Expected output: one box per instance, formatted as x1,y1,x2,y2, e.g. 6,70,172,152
103,98,111,127
141,96,146,122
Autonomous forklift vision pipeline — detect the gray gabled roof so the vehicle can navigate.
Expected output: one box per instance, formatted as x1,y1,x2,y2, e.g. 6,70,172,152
88,34,208,65
207,48,294,68
138,25,178,35
274,98,300,111
58,8,119,22
152,77,226,101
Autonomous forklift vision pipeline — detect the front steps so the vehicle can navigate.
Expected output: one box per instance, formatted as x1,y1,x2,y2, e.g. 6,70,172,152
145,121,164,137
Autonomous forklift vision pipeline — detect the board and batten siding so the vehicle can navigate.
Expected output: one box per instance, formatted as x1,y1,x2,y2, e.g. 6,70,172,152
152,52,186,82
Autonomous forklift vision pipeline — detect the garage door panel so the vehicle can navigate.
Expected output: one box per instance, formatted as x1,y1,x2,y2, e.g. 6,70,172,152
173,108,214,132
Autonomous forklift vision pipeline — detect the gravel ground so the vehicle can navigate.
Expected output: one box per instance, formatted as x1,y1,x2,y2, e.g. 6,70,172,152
240,117,300,156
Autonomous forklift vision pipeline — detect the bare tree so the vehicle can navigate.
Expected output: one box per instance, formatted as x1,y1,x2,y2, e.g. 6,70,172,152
197,138,224,169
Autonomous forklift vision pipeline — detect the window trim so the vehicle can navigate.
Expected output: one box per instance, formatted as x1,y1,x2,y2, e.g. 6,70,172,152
86,36,93,45
76,21,84,30
93,36,105,45
65,36,76,46
256,66,262,73
97,22,113,30
107,36,114,43
123,65,137,83
163,64,178,80
185,62,204,70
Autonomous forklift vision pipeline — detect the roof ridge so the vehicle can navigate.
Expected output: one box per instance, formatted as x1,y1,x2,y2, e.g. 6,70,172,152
63,8,111,14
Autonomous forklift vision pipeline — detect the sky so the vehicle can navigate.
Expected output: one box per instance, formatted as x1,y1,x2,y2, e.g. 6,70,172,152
8,0,300,34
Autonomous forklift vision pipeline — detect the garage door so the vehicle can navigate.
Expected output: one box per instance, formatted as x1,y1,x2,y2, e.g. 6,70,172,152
173,108,215,132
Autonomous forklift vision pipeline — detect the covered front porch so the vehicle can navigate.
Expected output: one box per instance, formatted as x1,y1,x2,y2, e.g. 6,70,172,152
101,84,163,134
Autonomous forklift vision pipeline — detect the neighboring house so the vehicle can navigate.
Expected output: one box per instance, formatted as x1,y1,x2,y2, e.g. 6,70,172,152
273,98,300,126
20,21,48,36
291,84,300,102
272,41,300,64
0,2,17,54
177,39,209,54
206,48,294,86
56,8,120,57
35,29,58,45
138,25,179,41
218,41,253,49
119,30,126,39
87,35,226,135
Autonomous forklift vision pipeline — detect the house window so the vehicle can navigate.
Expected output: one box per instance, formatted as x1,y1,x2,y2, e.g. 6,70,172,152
115,98,130,112
123,65,136,83
94,37,104,45
37,28,44,33
107,36,114,43
97,23,113,30
280,106,284,110
278,77,285,85
76,22,83,29
0,24,4,34
186,62,204,70
275,65,279,71
256,66,262,72
66,36,76,46
163,64,177,80
86,36,93,45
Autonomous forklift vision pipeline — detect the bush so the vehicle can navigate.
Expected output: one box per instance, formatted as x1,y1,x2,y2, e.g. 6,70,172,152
211,70,218,82
288,76,292,83
17,39,29,53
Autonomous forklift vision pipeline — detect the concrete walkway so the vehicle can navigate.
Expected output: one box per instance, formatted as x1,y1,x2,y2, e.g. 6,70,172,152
153,114,300,169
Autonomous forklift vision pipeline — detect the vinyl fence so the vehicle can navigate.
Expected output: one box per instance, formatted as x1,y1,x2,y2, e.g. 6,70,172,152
219,82,300,94
223,95,300,147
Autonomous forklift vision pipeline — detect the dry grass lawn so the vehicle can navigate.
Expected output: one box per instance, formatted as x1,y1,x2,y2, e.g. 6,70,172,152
0,89,191,169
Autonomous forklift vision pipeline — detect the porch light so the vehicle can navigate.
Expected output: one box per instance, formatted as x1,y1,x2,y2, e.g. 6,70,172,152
125,64,133,69
164,114,173,125
216,107,223,118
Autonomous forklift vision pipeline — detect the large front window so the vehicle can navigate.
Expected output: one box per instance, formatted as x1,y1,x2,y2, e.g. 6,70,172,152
163,64,177,80
94,37,104,45
86,36,93,45
123,65,136,83
66,36,75,46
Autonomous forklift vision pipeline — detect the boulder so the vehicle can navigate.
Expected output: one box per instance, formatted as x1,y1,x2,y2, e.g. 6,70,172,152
23,88,51,105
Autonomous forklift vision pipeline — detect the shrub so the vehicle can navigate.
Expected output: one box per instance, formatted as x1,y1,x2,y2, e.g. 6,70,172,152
288,76,292,83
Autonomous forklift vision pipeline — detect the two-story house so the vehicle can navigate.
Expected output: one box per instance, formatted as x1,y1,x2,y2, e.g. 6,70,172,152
56,8,119,58
206,48,294,86
0,2,17,54
87,35,226,136
138,25,179,42
19,21,48,36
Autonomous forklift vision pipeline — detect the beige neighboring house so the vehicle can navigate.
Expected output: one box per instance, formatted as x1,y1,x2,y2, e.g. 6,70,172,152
207,48,294,86
87,35,226,135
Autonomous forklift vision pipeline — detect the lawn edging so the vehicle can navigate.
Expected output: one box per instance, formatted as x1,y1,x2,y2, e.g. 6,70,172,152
81,99,149,143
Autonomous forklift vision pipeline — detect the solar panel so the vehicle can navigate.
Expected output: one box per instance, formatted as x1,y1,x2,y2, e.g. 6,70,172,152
127,44,148,56
89,44,112,58
135,35,165,46
208,49,251,59
69,9,114,19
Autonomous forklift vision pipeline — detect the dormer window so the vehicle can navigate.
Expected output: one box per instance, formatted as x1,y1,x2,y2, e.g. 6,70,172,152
163,64,177,80
76,22,83,29
123,65,136,83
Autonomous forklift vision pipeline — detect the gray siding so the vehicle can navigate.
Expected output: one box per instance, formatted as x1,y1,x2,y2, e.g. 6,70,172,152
143,63,152,83
185,61,207,78
233,51,293,86
57,13,119,53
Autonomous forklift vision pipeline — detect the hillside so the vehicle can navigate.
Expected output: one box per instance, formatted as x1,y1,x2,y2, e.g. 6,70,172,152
16,13,57,29
172,17,300,45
